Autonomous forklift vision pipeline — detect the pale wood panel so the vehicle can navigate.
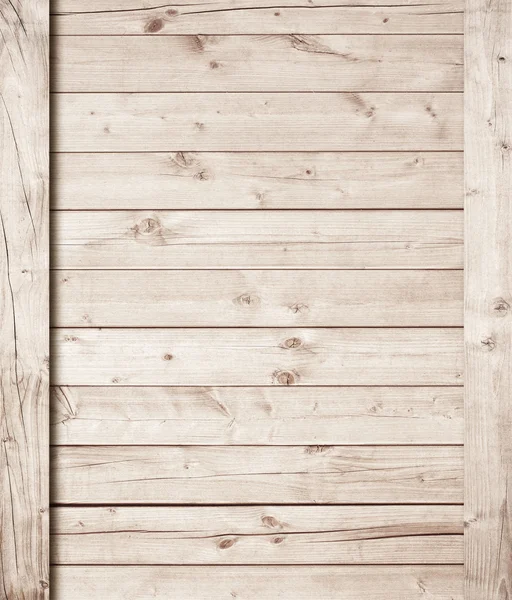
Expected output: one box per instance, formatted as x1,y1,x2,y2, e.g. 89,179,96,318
51,505,464,565
52,151,464,210
52,446,463,504
0,1,50,597
52,35,463,93
52,566,464,600
51,328,463,386
51,386,464,446
465,0,512,595
51,0,464,34
52,270,463,327
52,211,463,270
52,93,464,152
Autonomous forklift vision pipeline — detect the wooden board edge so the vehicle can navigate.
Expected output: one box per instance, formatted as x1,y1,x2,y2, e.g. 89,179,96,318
0,1,50,598
464,0,512,596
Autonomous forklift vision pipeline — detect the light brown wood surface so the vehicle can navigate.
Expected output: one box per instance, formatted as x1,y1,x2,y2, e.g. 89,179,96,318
52,445,463,504
52,151,464,210
0,1,49,597
51,505,463,564
52,566,464,600
52,327,463,386
50,0,464,34
52,269,463,327
50,386,464,446
52,35,463,93
52,93,464,152
465,0,512,595
48,0,467,591
51,210,463,270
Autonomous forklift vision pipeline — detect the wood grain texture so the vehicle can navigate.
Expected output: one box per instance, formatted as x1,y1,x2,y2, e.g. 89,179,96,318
465,0,512,596
52,35,463,93
52,445,463,504
50,386,464,446
51,328,464,386
51,210,464,270
0,0,50,597
51,93,464,152
50,0,464,34
52,566,464,600
51,151,464,210
52,270,464,327
51,505,463,565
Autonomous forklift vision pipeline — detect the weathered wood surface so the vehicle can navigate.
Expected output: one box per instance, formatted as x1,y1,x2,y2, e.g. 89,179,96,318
52,35,463,93
52,446,463,504
0,0,50,597
50,0,464,34
51,386,464,446
52,210,463,270
52,270,463,327
52,328,463,386
52,566,464,600
465,0,512,596
52,151,464,210
51,505,463,565
52,93,463,152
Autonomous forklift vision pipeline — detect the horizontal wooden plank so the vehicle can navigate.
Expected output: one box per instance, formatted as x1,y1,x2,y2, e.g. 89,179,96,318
51,211,463,270
52,270,463,327
51,152,464,210
52,328,463,386
51,0,464,35
51,386,464,446
52,566,464,600
52,35,463,93
52,93,463,152
52,446,463,504
51,505,463,564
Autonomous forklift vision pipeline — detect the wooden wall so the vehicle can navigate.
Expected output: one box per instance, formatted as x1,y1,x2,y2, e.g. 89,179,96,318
49,1,464,598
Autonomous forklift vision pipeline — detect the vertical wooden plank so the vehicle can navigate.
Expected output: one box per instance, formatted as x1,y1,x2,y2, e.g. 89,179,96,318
0,0,49,598
465,0,512,596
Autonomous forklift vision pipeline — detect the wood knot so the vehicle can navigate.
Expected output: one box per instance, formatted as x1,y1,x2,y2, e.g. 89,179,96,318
64,335,78,342
498,56,506,62
481,337,497,351
195,122,205,130
383,17,389,23
273,370,298,385
262,515,282,529
194,170,211,181
166,9,179,16
131,217,167,246
272,536,285,544
40,581,49,590
283,337,303,349
289,302,309,314
210,60,220,70
234,293,260,307
173,152,195,168
163,353,173,361
425,105,437,118
111,377,121,384
145,18,164,33
492,297,510,316
137,217,160,235
218,538,236,550
305,445,331,455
